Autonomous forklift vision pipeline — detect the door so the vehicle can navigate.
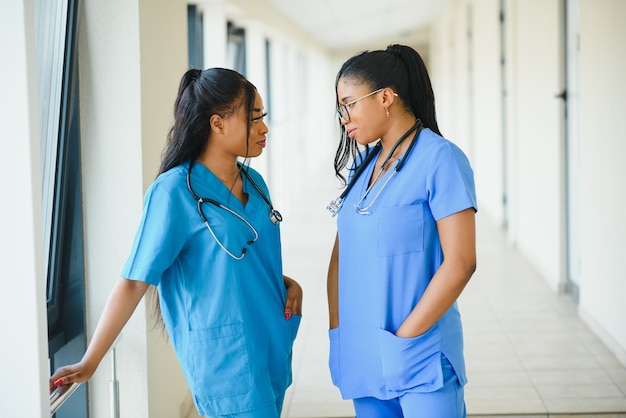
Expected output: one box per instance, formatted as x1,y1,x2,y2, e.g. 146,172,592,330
565,0,581,300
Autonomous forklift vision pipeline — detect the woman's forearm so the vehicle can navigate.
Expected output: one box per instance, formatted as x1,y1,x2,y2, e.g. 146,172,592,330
396,208,476,338
50,278,150,388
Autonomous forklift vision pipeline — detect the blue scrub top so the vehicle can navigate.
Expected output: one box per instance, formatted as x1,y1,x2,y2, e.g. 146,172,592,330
121,162,300,416
330,128,477,400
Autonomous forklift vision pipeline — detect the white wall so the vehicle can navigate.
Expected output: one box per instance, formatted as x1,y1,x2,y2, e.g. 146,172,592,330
207,0,337,213
79,2,149,415
0,1,49,416
502,0,519,245
429,2,457,144
507,0,566,291
432,0,503,223
430,0,626,366
79,0,189,417
578,0,626,365
430,0,472,159
469,0,504,225
138,0,192,416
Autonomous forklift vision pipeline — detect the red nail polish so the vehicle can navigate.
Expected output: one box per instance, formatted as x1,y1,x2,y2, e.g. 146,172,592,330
54,378,64,386
285,312,291,320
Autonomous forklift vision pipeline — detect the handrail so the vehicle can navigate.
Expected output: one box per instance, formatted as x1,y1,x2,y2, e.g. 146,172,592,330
50,334,123,416
50,382,81,415
110,346,119,418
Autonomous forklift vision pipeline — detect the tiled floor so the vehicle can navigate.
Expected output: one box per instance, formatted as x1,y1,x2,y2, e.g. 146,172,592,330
189,175,626,417
278,177,626,418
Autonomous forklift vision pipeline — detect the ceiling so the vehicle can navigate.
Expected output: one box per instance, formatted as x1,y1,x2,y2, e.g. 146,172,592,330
265,0,452,52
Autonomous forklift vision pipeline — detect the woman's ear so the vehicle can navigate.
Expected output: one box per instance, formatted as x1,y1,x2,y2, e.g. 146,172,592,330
381,88,398,107
210,114,225,134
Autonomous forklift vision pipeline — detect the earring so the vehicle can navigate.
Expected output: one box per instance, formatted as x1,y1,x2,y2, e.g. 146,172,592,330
385,107,389,117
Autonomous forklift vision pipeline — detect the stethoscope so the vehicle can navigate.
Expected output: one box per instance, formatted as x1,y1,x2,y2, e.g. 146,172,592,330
187,161,282,260
327,119,423,216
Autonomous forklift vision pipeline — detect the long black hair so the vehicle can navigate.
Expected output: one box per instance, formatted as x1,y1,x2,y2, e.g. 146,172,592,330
148,67,258,334
333,44,440,184
159,67,257,175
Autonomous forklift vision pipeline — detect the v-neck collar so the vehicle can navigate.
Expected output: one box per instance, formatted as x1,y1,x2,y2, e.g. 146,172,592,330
189,162,263,220
358,152,394,199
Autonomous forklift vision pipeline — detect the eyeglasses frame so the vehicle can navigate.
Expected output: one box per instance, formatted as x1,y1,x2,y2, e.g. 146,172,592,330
337,88,384,122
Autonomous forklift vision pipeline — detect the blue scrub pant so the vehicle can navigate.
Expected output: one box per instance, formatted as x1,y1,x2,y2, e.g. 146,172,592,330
203,393,285,418
353,356,466,418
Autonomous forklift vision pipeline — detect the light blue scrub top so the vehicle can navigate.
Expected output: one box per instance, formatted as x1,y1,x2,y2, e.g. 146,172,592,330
121,162,300,416
330,128,477,400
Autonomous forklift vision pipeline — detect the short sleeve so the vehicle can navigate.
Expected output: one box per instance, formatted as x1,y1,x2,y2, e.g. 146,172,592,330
120,182,189,285
426,142,477,221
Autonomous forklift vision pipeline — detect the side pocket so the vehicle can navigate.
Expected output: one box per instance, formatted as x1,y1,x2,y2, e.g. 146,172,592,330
328,327,341,387
271,314,302,391
289,314,302,342
378,326,443,393
187,322,252,399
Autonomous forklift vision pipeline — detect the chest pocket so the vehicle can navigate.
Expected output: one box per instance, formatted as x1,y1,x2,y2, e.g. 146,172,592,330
377,204,424,256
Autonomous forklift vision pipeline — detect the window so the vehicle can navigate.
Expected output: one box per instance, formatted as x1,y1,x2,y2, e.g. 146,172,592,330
265,39,272,122
227,21,246,75
188,4,204,69
37,0,88,415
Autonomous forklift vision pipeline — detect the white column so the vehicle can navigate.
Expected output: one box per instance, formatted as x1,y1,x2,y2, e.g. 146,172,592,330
198,0,228,68
0,0,49,417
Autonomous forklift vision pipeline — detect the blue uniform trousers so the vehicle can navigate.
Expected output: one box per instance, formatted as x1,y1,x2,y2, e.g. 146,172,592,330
204,393,285,418
353,356,466,418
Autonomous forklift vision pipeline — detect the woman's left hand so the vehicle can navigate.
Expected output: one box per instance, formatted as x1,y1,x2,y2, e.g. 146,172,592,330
283,275,303,319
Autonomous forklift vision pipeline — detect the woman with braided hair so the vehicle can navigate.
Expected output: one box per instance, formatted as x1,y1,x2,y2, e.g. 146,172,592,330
326,44,477,417
50,68,302,418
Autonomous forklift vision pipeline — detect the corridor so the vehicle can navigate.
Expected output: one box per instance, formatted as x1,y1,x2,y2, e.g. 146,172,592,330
273,176,626,417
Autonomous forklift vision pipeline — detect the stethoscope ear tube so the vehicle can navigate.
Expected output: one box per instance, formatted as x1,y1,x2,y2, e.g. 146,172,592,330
326,119,422,216
326,142,383,217
187,161,279,260
237,162,283,225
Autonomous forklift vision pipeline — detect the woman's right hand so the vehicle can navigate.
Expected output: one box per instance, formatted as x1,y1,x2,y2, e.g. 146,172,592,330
48,278,150,393
49,360,96,392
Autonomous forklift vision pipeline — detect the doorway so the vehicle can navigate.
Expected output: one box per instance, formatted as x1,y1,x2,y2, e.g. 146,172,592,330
564,0,581,301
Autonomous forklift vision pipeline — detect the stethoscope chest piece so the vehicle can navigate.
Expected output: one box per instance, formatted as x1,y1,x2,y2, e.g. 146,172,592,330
327,119,423,217
270,209,283,225
326,197,344,217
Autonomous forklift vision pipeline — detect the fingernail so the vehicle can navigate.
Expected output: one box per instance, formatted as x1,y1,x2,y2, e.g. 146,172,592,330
285,312,291,320
54,378,64,386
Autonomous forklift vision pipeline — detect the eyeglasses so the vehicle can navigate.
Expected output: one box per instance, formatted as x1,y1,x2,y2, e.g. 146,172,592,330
336,88,384,122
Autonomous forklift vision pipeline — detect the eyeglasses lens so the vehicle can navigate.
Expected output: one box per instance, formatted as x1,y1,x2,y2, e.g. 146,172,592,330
337,106,349,122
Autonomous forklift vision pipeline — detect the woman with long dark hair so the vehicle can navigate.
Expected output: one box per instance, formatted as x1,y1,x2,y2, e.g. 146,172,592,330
326,44,477,417
50,68,302,418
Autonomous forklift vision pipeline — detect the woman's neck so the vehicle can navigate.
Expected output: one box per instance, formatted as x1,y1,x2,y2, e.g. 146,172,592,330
196,152,241,187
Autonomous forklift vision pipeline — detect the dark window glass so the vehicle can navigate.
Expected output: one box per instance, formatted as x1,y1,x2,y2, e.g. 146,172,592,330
37,0,88,415
265,39,272,122
188,4,204,69
227,21,247,75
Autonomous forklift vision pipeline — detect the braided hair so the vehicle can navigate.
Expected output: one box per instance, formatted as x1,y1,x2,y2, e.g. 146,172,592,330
333,44,440,184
